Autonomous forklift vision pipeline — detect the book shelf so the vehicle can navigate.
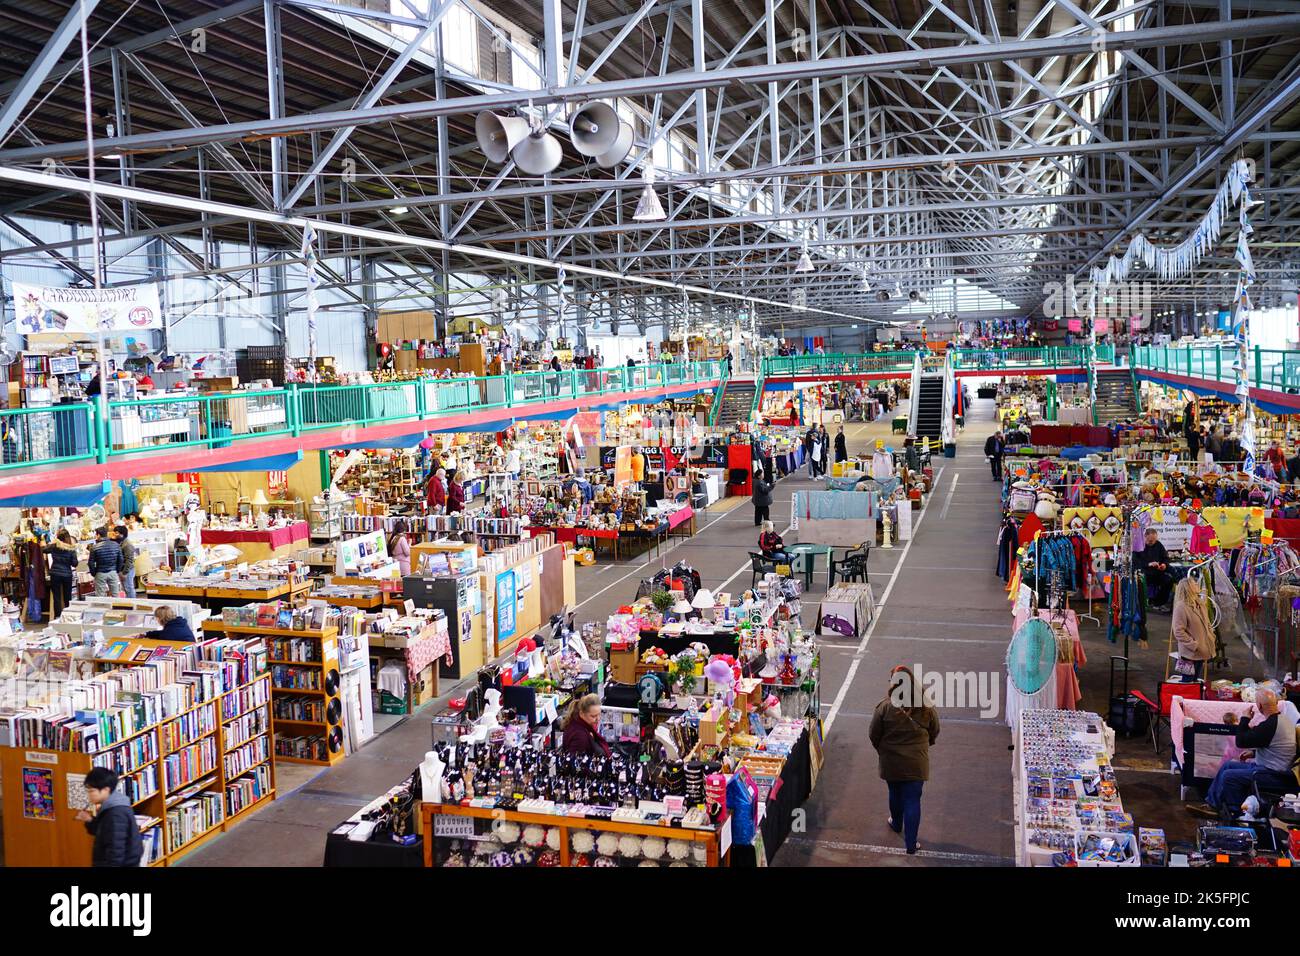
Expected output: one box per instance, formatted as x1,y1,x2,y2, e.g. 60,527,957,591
201,621,345,767
0,670,276,867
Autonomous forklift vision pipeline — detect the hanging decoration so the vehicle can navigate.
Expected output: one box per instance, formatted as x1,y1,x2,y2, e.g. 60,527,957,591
1082,159,1252,298
1078,158,1262,467
301,223,320,383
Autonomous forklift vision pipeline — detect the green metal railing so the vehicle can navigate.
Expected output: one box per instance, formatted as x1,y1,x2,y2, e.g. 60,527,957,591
1132,344,1300,392
762,351,917,378
0,402,99,470
706,360,731,426
0,359,724,473
948,345,1115,369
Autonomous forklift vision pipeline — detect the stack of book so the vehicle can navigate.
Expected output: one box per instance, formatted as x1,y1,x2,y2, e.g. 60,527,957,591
165,793,223,851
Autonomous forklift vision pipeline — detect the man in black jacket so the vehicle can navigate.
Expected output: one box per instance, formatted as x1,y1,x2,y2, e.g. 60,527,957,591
751,475,774,526
1135,527,1173,609
77,767,144,867
984,431,1005,480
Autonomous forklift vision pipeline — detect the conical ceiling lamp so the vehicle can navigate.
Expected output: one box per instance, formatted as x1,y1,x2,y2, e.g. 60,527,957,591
633,165,665,221
795,246,814,274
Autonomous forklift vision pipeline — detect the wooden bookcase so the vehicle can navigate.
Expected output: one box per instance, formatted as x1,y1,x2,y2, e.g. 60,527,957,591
201,621,345,767
0,671,275,867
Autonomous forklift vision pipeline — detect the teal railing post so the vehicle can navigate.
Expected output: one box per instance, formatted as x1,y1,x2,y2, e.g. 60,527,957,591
1255,346,1262,389
1215,348,1221,382
415,379,426,419
505,374,514,407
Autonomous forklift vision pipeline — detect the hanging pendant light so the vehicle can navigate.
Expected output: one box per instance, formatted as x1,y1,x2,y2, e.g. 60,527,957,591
794,244,814,274
633,164,666,222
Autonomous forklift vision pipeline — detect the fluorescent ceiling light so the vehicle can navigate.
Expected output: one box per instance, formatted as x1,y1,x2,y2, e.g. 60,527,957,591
388,205,409,214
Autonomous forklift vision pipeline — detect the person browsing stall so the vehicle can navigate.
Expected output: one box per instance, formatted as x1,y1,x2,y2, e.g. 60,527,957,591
984,430,1005,481
145,605,195,642
561,694,611,757
1136,527,1173,610
447,470,466,513
426,467,447,510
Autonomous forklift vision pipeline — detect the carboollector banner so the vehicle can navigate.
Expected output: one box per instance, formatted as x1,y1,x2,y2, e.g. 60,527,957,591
11,282,162,335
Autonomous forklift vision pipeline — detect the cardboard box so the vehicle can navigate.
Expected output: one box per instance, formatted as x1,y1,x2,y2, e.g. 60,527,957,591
195,376,239,392
412,663,436,708
609,645,637,684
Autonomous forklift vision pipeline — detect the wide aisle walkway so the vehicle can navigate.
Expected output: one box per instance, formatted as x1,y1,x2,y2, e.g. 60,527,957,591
775,396,1016,866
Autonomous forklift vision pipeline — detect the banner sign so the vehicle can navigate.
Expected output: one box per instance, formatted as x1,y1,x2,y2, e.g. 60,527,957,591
11,282,162,336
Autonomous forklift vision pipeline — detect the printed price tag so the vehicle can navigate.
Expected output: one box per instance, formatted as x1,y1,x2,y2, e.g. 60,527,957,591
1209,537,1220,547
1251,507,1265,519
1262,530,1275,544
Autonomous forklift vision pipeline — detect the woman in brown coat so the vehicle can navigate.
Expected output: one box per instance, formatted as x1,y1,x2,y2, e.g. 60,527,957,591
1171,577,1215,678
868,665,940,855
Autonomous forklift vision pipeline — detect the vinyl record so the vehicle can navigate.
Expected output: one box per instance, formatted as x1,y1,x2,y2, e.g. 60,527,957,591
328,726,344,752
326,697,343,725
324,668,341,696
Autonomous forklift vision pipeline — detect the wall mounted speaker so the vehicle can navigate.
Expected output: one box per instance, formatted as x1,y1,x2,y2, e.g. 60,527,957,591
475,112,529,163
594,121,635,168
569,102,620,157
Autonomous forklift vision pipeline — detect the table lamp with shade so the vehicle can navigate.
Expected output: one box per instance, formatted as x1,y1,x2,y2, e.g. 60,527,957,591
250,488,270,527
671,597,694,623
691,588,716,622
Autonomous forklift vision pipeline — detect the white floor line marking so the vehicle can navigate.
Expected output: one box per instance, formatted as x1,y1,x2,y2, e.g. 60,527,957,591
782,837,1012,864
823,464,947,737
940,470,959,519
872,634,1006,645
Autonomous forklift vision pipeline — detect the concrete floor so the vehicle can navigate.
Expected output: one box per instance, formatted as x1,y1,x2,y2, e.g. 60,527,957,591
79,393,1265,866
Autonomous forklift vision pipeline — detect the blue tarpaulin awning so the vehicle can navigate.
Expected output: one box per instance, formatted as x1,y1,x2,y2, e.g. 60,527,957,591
0,481,110,509
327,433,426,451
189,452,303,473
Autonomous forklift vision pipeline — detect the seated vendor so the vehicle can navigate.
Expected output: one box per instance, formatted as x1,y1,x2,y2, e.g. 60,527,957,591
1135,527,1173,610
145,605,195,643
758,521,792,563
1188,687,1298,819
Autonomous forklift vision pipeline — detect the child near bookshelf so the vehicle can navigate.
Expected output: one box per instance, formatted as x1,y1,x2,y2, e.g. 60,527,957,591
77,767,144,867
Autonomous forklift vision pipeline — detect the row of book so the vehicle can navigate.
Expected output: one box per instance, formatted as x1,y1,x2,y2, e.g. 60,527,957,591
222,709,270,752
275,733,328,762
223,735,270,780
163,737,218,793
225,763,273,817
165,793,223,852
159,701,216,753
272,665,321,690
91,731,158,777
0,638,268,754
272,697,323,723
221,601,333,632
139,819,164,865
119,764,159,805
220,675,270,722
269,637,321,663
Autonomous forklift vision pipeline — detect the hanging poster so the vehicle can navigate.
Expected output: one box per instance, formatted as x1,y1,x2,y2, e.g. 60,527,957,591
11,282,162,335
22,766,55,820
495,571,517,643
1067,319,1082,333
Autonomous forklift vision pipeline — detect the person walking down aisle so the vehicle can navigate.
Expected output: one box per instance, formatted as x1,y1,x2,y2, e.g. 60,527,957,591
984,430,1005,480
752,472,774,526
869,666,941,856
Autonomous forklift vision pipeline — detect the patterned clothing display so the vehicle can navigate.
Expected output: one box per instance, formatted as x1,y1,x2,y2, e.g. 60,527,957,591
1107,571,1149,646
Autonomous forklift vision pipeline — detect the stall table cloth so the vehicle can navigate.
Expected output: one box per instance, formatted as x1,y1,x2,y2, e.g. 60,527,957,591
201,521,309,548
